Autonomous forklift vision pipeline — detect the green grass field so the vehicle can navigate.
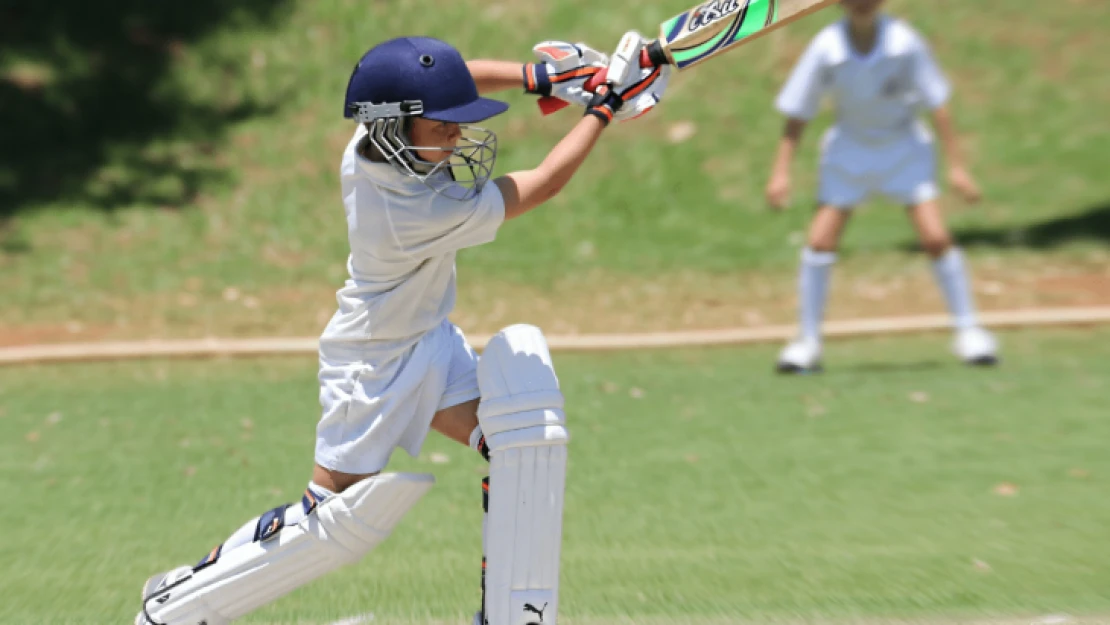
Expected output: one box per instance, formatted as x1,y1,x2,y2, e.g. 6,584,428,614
2,0,1109,341
4,329,1110,624
4,3,1109,624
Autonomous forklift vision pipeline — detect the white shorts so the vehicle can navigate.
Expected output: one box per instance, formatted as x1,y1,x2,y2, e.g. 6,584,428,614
315,320,480,475
818,124,939,209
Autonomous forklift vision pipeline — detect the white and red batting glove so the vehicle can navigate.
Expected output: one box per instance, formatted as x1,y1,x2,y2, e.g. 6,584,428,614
523,41,609,114
584,47,671,126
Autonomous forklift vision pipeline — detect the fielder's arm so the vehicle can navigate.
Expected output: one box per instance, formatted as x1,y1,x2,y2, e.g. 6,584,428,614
930,105,982,202
766,118,807,209
931,105,966,170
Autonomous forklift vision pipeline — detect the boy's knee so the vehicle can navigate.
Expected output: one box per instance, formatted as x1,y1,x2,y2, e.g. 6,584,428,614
808,206,850,252
921,235,953,258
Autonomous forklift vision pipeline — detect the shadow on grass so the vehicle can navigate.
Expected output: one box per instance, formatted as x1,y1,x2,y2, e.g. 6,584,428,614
902,201,1110,252
0,0,290,221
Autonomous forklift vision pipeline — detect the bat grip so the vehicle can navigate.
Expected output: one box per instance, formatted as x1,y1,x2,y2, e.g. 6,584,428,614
582,46,657,94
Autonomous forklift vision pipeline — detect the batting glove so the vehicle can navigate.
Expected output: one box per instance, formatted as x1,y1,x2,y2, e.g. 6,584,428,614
584,61,671,126
523,41,609,113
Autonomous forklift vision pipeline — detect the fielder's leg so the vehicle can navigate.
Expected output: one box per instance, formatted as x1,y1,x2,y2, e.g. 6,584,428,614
909,200,998,366
778,206,850,373
136,473,434,625
476,324,568,625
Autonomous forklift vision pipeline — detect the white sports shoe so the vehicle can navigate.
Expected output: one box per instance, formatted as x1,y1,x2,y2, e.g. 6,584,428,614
955,326,999,366
135,565,193,625
776,337,823,373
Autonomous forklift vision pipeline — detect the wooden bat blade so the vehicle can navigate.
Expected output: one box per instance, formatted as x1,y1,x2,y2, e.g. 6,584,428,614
658,0,837,70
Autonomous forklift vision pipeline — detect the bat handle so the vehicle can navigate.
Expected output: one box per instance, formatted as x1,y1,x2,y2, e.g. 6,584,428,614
581,46,656,94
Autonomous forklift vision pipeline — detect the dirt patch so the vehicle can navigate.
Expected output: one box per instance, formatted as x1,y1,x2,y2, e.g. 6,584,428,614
1033,273,1110,305
1,263,1108,347
0,322,116,348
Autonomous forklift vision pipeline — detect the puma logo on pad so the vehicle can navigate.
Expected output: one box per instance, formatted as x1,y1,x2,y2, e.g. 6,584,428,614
524,602,548,622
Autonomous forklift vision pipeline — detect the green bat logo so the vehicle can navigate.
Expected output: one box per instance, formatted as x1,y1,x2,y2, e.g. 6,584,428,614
688,0,745,31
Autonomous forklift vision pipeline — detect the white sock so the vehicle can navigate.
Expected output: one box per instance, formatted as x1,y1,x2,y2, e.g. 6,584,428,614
798,247,837,342
931,247,979,330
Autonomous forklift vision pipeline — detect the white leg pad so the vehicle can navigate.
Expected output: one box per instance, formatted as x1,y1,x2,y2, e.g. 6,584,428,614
478,325,568,625
141,473,434,625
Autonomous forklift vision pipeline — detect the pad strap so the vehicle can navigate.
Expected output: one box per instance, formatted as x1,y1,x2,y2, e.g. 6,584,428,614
141,473,434,625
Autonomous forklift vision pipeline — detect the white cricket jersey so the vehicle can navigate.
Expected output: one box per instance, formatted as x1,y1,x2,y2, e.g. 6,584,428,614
319,125,505,362
776,16,950,144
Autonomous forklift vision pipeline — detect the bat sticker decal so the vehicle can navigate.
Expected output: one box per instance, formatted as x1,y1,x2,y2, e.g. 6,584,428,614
665,0,780,69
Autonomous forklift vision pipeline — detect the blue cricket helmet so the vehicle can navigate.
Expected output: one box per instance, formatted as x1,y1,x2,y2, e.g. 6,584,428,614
344,37,509,123
343,37,506,201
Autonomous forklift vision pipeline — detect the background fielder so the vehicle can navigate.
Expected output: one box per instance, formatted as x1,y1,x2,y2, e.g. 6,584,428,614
766,0,998,373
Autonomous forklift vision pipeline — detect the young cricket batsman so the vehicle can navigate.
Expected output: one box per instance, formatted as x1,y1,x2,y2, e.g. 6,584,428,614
135,35,668,625
767,0,998,372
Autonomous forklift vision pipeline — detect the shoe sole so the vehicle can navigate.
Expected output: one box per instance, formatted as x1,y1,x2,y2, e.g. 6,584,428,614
776,362,823,374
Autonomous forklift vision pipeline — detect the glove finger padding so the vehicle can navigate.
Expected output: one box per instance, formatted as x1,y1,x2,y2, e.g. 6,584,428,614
612,63,671,122
573,42,609,69
532,41,609,73
530,41,609,108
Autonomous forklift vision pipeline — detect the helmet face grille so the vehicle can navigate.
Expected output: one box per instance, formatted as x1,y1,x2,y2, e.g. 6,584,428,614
366,118,498,202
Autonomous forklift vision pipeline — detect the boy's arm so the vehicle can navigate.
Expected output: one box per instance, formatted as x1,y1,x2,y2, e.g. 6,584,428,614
931,105,981,203
467,60,530,95
468,42,608,102
469,57,608,219
766,33,826,210
494,115,606,220
494,61,669,220
766,118,807,210
910,31,979,203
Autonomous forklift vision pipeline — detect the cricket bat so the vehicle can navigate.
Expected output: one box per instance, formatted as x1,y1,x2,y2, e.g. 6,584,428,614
539,0,836,114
